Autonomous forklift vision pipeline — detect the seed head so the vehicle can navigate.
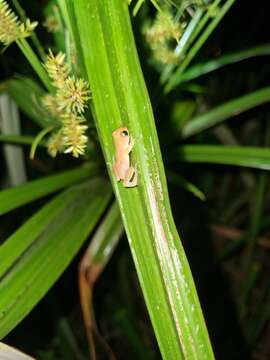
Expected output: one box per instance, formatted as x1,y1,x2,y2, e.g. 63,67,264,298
57,77,90,114
145,11,182,44
44,50,70,86
62,114,88,158
43,15,60,33
42,93,61,117
0,0,37,46
47,130,65,157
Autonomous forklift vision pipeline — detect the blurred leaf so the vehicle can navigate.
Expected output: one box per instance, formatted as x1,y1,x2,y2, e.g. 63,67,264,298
16,39,52,92
4,76,54,128
12,0,46,60
171,100,197,133
179,145,270,169
167,171,206,201
29,125,55,159
216,216,270,262
0,179,112,338
165,0,237,93
61,0,87,78
181,87,270,138
173,44,270,85
0,164,98,215
113,308,152,359
71,0,214,358
0,134,41,146
161,8,204,83
44,1,65,52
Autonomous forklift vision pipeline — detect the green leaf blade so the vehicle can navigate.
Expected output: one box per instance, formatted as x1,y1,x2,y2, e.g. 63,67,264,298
175,44,270,85
0,164,98,216
181,87,270,138
0,179,112,338
179,145,270,169
72,1,214,359
4,76,54,128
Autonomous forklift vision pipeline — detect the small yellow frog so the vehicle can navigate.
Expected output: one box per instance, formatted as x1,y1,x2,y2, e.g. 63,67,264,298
112,127,137,187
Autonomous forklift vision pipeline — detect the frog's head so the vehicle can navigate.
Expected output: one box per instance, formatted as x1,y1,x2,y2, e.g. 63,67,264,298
112,127,130,147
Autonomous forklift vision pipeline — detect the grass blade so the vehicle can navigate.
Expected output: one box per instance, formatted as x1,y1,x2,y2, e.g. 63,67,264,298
0,134,40,146
181,87,270,138
16,39,52,92
72,0,214,358
29,125,55,159
0,179,112,338
161,8,204,83
179,145,270,169
0,164,98,215
173,44,270,85
166,0,237,93
167,171,206,201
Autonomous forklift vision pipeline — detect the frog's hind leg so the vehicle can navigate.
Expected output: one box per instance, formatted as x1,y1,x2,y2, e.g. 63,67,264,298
113,163,121,181
123,166,137,187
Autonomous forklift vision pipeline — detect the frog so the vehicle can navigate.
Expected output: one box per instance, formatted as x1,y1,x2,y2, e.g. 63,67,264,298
112,127,137,187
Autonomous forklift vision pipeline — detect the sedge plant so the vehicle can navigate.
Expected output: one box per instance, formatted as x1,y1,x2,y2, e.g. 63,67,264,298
1,0,270,358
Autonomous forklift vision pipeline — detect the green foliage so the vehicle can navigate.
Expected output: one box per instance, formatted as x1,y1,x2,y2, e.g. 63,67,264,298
1,0,270,358
181,87,270,138
72,0,214,358
0,180,112,338
0,164,98,215
179,145,270,169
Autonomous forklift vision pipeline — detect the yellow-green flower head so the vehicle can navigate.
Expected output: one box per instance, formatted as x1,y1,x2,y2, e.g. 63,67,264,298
47,130,65,157
0,0,37,46
57,76,90,114
19,18,38,38
62,114,88,158
0,0,19,45
145,11,182,44
43,15,60,33
44,50,70,85
144,9,183,65
42,93,61,117
43,49,91,158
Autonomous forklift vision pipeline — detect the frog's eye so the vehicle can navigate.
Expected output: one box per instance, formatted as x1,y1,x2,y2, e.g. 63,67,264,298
121,130,129,137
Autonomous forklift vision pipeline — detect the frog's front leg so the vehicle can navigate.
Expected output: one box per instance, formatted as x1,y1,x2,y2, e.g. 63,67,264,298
127,136,135,154
123,166,137,187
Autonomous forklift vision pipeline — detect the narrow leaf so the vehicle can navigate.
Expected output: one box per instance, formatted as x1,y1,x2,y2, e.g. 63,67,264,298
0,179,111,338
72,1,214,358
0,164,98,215
0,134,42,146
174,44,270,85
179,145,270,169
167,171,206,201
4,76,53,128
181,87,270,138
16,39,53,92
166,0,237,92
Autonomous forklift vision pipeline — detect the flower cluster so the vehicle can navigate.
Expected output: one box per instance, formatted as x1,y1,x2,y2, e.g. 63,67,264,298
43,51,91,158
43,15,60,33
0,0,37,46
44,50,70,87
144,10,183,65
